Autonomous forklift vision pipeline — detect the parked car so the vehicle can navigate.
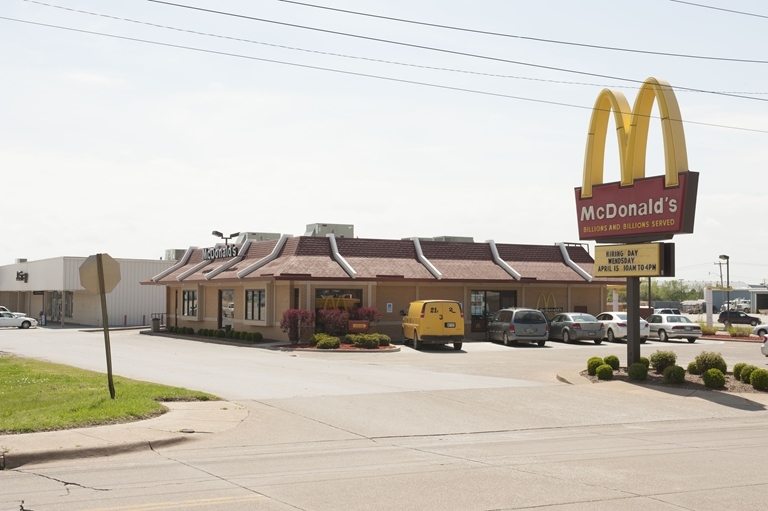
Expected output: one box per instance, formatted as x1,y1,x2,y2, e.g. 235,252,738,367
486,308,548,346
0,305,25,317
401,300,464,351
0,312,38,329
595,311,650,343
646,314,702,343
761,335,768,357
717,310,760,327
548,312,605,344
752,324,768,337
653,308,681,315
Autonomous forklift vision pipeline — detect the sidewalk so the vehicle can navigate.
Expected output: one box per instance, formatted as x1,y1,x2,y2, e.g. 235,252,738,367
0,400,247,469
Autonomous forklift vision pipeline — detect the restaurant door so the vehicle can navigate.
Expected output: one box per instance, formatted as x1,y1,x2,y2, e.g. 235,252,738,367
470,290,517,332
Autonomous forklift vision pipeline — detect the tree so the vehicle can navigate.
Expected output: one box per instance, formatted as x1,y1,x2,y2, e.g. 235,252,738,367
280,309,315,344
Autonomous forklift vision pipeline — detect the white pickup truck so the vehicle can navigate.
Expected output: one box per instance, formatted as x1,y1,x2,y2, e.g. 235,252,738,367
0,306,25,317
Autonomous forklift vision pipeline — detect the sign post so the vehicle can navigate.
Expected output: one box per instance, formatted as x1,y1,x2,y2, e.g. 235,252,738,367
79,253,121,399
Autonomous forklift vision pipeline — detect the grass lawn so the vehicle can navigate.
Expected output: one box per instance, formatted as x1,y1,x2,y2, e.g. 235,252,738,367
0,354,218,434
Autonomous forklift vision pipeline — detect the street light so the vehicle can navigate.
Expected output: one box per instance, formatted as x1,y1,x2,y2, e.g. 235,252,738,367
719,254,730,325
212,230,240,245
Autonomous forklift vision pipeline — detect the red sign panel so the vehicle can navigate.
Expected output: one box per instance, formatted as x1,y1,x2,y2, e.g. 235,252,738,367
575,172,698,243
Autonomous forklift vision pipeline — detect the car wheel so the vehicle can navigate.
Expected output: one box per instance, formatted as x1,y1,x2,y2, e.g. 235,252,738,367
413,332,420,351
453,342,462,351
562,331,571,344
750,320,759,327
757,329,768,337
594,338,602,345
401,329,406,345
687,337,697,343
607,329,616,342
537,340,546,347
659,330,668,342
640,337,647,344
20,321,31,329
744,308,751,313
503,332,511,346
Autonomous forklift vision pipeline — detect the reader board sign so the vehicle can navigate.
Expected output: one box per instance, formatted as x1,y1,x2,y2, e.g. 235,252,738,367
594,244,662,277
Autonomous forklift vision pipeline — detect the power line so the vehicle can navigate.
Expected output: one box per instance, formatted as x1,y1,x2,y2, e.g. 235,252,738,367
670,0,768,20
24,0,768,96
275,0,768,64
145,0,768,103
4,15,767,135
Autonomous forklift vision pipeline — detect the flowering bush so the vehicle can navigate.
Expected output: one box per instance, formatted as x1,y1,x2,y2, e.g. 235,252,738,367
317,308,349,336
280,309,316,344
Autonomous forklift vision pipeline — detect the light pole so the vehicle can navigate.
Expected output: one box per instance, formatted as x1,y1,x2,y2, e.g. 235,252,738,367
212,230,240,245
719,254,730,325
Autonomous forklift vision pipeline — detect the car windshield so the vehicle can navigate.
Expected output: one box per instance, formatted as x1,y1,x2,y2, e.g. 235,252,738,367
515,311,547,324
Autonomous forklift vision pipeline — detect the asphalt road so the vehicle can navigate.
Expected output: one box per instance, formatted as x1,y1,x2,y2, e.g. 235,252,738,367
2,327,768,511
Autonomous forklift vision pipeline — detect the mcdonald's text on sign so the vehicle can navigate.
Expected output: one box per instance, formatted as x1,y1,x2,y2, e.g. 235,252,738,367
594,244,662,277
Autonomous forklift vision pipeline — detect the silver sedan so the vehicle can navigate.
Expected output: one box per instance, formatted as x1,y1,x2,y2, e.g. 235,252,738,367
549,313,605,344
646,314,701,343
0,312,38,329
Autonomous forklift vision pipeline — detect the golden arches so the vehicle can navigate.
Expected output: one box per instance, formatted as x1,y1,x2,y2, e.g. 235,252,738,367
582,77,689,199
535,292,557,310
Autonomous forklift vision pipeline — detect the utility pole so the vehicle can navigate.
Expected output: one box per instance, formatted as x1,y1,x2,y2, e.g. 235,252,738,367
715,261,725,288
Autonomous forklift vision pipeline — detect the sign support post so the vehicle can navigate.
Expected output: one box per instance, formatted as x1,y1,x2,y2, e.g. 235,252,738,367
97,254,116,399
626,277,642,366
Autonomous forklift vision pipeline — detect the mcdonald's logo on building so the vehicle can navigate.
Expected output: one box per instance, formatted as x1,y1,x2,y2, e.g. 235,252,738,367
536,292,562,313
575,77,698,243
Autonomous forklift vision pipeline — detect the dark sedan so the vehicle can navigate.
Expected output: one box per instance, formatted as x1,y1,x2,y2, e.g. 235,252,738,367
548,313,605,344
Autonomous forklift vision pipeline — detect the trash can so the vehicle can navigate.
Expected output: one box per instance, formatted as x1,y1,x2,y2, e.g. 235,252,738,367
40,312,46,326
151,317,160,332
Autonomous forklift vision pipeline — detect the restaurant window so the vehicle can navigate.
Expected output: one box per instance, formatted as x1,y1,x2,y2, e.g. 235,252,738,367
315,288,362,311
245,289,266,321
182,290,197,316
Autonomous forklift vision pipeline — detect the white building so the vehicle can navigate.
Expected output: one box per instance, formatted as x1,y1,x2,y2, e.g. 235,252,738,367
0,256,174,327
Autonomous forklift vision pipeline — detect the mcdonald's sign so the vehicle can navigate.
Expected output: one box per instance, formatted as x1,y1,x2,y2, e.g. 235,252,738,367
575,77,698,243
535,292,562,313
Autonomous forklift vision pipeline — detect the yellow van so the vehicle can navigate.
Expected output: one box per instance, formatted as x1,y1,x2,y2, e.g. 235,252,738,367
400,300,465,351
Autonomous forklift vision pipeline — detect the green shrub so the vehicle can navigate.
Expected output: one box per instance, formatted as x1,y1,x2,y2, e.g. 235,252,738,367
649,350,677,373
733,362,747,381
587,357,605,376
239,331,248,340
595,364,614,380
699,323,717,335
686,361,700,375
353,334,380,349
740,365,758,384
342,334,357,344
639,356,650,369
604,355,620,371
310,333,338,347
628,363,648,381
375,334,391,346
663,365,686,384
750,369,768,390
702,368,726,389
316,337,340,349
197,328,206,336
695,351,727,374
186,327,195,335
215,329,225,338
252,331,263,342
728,326,752,337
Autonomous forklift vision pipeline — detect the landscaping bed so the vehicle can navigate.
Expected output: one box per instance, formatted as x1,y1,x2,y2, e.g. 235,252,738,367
581,368,762,393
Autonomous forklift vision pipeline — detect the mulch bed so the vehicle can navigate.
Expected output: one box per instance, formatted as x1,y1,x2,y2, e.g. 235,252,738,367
280,343,398,351
581,368,765,394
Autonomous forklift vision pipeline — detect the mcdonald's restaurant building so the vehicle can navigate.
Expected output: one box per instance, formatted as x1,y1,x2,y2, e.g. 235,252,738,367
143,224,623,342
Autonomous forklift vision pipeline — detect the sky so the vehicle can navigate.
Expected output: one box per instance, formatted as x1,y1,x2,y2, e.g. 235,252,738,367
2,0,767,285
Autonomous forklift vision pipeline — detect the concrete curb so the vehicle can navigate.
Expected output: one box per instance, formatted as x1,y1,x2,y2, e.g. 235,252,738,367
1,435,192,470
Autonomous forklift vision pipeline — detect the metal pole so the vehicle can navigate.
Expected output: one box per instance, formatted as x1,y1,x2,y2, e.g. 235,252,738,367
626,276,641,366
726,259,730,327
97,254,116,399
